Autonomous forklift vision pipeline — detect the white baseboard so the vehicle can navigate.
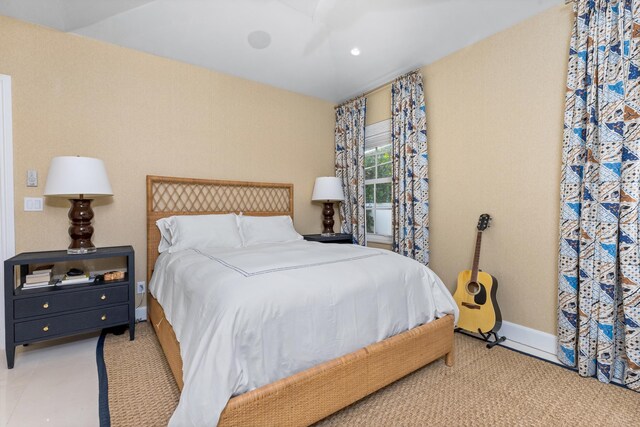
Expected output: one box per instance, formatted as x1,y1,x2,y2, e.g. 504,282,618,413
496,321,629,385
135,306,147,322
498,320,561,364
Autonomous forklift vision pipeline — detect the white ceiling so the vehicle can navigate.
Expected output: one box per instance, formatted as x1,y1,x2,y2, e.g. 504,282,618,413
0,0,562,102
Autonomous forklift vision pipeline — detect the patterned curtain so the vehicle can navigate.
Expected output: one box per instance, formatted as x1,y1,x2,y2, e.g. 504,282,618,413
558,0,640,391
391,70,429,265
335,96,367,245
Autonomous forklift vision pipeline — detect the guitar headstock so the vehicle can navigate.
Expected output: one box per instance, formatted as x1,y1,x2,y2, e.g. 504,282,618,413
477,214,492,231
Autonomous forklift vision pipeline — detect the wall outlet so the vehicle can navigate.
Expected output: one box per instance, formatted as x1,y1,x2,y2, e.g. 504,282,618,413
136,281,146,294
24,197,43,211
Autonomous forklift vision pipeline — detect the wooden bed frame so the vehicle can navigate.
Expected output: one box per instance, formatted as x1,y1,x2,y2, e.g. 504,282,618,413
146,175,454,426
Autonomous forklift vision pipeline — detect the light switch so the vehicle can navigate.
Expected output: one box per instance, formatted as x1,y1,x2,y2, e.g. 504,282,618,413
24,197,43,211
27,170,38,187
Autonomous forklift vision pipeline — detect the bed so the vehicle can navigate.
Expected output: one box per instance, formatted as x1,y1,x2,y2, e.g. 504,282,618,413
146,175,457,426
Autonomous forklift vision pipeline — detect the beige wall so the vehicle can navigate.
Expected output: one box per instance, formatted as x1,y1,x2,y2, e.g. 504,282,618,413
364,5,573,334
365,87,392,127
2,4,574,334
0,16,335,307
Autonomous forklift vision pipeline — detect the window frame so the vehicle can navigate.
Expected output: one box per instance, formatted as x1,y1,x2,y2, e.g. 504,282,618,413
364,120,393,245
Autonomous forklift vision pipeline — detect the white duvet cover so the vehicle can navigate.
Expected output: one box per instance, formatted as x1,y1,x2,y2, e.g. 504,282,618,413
149,240,458,426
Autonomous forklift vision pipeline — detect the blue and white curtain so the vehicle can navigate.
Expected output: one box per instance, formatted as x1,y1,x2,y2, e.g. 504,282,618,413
335,96,367,245
558,0,640,391
391,71,429,264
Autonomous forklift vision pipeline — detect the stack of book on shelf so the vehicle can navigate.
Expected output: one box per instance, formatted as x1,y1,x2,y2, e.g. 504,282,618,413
23,265,54,289
58,273,95,286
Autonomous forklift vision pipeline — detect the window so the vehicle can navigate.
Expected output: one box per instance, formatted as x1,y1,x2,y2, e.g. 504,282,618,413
364,120,392,243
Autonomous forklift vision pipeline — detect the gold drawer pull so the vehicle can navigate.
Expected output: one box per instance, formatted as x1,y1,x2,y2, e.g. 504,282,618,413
43,325,49,332
101,315,107,321
43,302,49,309
100,294,107,301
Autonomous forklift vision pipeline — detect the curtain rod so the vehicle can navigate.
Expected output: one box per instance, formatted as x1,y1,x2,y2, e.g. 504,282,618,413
363,82,392,97
338,69,420,106
363,68,422,98
336,81,392,108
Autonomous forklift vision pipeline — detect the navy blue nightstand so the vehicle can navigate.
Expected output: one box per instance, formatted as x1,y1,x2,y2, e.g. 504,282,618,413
303,233,353,244
4,246,135,368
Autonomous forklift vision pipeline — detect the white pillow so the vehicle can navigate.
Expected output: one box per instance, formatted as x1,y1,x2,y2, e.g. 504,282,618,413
238,215,302,246
156,214,243,253
156,217,173,253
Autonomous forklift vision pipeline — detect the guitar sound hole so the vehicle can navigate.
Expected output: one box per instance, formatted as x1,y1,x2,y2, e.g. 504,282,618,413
467,282,481,295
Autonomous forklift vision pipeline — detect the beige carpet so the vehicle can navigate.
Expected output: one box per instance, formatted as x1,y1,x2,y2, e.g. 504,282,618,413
103,323,638,426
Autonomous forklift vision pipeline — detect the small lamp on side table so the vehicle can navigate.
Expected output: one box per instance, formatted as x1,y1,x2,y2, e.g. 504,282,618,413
44,156,113,254
312,176,345,236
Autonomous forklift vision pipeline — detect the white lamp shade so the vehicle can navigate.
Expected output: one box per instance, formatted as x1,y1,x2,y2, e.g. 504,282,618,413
312,177,344,202
44,156,113,198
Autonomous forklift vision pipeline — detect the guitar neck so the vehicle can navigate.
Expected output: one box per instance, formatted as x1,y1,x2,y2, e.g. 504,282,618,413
470,231,482,283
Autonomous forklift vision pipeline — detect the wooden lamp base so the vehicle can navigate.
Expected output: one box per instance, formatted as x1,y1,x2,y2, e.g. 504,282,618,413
321,202,336,235
67,198,96,254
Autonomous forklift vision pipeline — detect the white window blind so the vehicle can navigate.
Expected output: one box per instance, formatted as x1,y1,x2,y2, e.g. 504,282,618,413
364,120,392,244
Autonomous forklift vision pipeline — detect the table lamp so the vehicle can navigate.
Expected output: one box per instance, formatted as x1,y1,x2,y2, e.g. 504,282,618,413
44,156,113,254
312,176,345,235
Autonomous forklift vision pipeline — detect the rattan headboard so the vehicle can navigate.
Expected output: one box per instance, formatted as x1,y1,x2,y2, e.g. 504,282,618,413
146,175,294,282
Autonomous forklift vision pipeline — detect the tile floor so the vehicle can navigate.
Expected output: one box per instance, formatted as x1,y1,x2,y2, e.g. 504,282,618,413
0,332,100,427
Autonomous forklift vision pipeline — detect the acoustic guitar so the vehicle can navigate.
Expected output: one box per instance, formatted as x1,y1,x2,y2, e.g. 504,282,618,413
453,214,502,335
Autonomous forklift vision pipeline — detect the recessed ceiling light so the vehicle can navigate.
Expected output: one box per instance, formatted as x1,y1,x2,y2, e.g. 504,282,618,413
248,30,272,50
350,47,361,56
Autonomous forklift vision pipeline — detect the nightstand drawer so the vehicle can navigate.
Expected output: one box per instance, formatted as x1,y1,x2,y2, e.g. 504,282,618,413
14,286,129,319
14,305,129,342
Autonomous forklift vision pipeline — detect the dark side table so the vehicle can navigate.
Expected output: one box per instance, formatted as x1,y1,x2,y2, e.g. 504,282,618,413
4,246,135,368
303,233,354,244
